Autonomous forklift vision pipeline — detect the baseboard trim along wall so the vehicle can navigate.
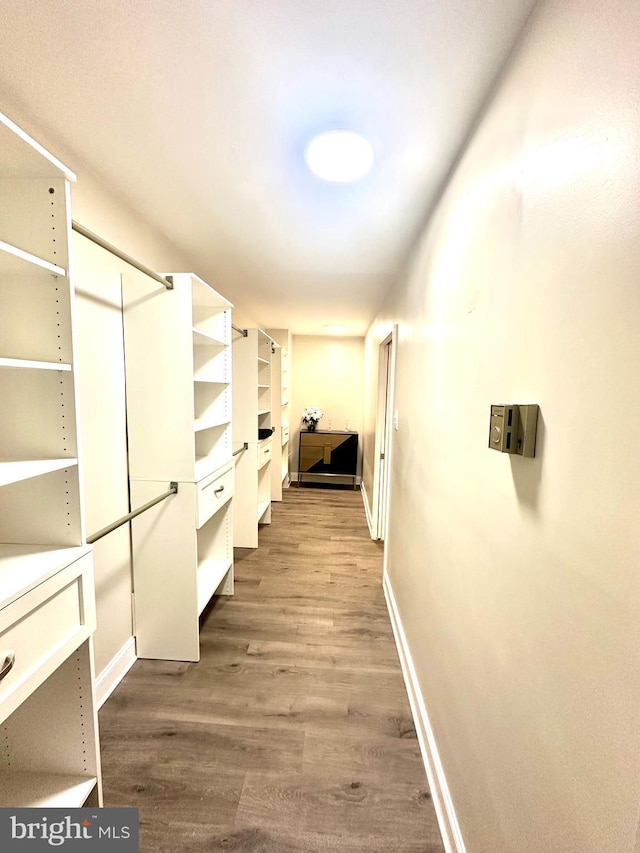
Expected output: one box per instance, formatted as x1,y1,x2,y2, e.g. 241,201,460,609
96,636,137,709
383,569,467,853
361,481,375,539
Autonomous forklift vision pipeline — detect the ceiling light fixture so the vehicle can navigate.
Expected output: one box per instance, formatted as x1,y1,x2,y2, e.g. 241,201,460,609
305,130,374,183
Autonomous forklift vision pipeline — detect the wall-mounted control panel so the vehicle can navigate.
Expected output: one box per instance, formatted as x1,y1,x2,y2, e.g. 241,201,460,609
488,404,539,457
489,405,518,453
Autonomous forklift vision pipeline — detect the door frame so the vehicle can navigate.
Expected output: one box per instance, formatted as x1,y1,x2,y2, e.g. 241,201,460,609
372,326,397,541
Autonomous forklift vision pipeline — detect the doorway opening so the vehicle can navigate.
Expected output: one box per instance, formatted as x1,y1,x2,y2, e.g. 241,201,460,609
373,328,396,541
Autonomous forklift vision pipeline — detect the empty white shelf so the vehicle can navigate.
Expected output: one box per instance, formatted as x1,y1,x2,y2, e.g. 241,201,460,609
193,414,231,433
0,771,97,808
197,558,233,616
0,458,78,487
0,239,66,277
0,544,91,610
257,500,270,522
193,328,226,347
0,357,72,371
193,374,229,384
194,455,221,482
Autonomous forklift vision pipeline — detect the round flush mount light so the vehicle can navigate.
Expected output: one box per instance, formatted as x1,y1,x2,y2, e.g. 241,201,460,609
305,130,374,182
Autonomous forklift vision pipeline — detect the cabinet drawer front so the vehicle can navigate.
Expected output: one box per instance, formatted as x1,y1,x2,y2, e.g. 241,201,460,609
258,438,272,470
197,463,234,528
0,554,94,724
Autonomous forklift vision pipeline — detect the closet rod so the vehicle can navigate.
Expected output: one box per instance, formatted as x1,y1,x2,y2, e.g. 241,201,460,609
232,324,248,337
87,482,178,544
232,443,249,457
71,221,174,290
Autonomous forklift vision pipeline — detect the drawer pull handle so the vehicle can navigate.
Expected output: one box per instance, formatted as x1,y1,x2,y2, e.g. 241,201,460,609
0,651,15,682
214,486,225,495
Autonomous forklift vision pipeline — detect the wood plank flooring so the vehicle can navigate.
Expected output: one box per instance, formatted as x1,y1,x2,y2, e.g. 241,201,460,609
98,487,445,853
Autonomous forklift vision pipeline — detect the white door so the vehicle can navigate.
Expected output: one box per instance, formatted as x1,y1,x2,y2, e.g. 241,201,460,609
375,333,395,540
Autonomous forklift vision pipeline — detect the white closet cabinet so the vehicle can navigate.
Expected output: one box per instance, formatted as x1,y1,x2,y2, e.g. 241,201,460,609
123,272,234,662
0,112,101,806
232,328,274,547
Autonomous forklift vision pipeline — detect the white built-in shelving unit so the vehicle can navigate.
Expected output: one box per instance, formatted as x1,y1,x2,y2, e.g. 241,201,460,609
0,112,102,807
232,328,274,547
123,272,234,661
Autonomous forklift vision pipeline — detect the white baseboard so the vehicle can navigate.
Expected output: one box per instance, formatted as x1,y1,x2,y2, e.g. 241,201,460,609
361,481,376,539
383,570,466,853
96,636,137,709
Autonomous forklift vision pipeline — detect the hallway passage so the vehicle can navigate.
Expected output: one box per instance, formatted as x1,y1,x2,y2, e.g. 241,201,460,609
99,487,445,852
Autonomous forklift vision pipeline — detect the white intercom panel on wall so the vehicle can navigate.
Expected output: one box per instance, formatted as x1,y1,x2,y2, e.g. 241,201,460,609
488,404,539,457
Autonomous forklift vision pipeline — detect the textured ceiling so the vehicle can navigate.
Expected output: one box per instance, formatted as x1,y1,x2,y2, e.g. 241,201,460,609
0,0,536,334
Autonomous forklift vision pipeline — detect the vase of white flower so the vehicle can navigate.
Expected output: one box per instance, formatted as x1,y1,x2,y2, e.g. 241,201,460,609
302,406,323,432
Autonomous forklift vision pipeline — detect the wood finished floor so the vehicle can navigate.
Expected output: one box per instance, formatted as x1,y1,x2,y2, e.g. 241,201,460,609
99,487,445,853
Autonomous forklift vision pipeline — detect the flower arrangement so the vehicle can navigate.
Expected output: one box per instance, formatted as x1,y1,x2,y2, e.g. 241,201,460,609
302,406,323,431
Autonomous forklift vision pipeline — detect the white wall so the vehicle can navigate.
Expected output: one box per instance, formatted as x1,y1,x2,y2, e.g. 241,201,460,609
291,335,364,482
365,1,640,850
